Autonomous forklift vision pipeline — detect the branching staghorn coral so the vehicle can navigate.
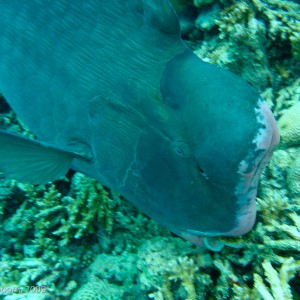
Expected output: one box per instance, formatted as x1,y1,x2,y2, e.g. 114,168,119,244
190,0,300,92
137,237,213,300
216,0,300,59
252,0,300,60
254,258,300,300
0,172,122,298
52,173,118,245
0,257,78,299
194,1,272,89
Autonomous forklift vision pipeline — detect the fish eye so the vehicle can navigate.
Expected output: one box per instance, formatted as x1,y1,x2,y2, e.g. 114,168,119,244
173,141,190,158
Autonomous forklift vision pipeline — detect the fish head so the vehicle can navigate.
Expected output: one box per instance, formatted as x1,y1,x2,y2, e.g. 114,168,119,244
88,49,279,250
131,49,279,248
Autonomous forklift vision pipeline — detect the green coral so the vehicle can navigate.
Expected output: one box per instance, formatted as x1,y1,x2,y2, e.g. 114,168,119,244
52,173,118,245
137,237,213,300
195,1,271,89
0,173,121,298
192,0,300,91
254,258,300,300
71,279,124,300
287,151,300,195
278,102,300,148
71,252,137,300
267,78,300,118
253,0,300,60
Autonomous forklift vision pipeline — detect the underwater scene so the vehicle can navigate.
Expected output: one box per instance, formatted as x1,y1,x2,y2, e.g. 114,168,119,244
0,0,299,299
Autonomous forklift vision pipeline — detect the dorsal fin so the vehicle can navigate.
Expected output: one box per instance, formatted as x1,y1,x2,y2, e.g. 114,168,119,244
143,0,180,35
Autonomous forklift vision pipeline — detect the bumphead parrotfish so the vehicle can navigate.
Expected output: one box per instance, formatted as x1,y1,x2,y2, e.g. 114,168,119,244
0,0,279,250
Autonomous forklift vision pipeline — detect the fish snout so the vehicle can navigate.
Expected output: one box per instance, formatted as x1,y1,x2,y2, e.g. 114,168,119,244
232,99,279,234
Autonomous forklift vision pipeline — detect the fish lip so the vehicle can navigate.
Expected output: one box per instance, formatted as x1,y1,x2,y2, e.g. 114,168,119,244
175,229,225,251
230,99,279,235
223,200,257,236
235,99,279,197
173,200,255,251
177,99,279,243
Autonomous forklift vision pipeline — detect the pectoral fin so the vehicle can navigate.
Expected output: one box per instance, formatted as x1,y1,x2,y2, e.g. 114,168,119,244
0,130,75,184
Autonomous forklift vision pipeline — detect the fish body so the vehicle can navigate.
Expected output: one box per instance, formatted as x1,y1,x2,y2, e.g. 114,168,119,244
0,0,279,249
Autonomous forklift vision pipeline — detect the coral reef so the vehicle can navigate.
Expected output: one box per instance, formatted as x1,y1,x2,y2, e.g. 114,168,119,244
0,148,125,298
254,258,300,300
187,0,300,92
0,179,97,298
278,101,300,148
71,279,123,300
253,0,300,61
137,237,212,300
287,152,300,195
0,0,300,299
51,173,118,245
71,252,137,300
